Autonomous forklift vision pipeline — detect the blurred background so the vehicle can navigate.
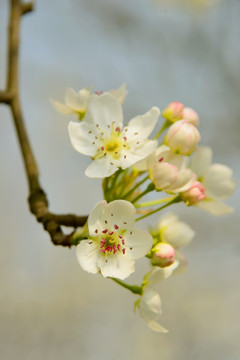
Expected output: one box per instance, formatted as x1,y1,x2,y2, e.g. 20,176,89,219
0,0,240,359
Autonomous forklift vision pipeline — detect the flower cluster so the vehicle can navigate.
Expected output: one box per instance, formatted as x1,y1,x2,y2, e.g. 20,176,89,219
53,86,236,332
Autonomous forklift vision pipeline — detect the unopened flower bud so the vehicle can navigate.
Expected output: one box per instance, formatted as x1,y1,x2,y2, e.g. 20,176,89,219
151,243,175,268
165,120,200,155
181,181,206,205
162,102,184,123
182,107,199,127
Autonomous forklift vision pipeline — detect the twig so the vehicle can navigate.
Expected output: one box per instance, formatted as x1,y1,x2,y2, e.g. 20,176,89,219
0,0,88,246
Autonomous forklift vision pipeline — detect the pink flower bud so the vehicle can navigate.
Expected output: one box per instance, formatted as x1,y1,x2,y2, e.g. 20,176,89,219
182,107,199,127
181,181,206,205
151,243,175,268
162,102,184,123
165,120,200,155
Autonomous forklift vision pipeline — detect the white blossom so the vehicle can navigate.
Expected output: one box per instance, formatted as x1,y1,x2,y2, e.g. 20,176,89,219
148,145,196,192
189,146,237,215
52,83,128,120
52,88,91,119
76,200,153,280
157,212,195,248
165,120,200,155
135,286,168,333
68,93,159,178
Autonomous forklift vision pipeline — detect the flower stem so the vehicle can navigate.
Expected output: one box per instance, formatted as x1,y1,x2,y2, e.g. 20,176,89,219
111,278,142,295
136,196,175,208
122,174,149,199
154,119,170,139
131,183,155,204
136,195,181,221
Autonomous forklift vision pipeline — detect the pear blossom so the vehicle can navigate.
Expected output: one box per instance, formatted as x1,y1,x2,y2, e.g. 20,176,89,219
188,146,237,215
165,120,200,155
52,87,91,120
148,145,196,192
149,213,195,273
52,84,128,121
162,101,184,123
76,200,153,280
68,93,159,178
151,243,175,267
181,181,206,205
182,107,199,127
135,286,168,333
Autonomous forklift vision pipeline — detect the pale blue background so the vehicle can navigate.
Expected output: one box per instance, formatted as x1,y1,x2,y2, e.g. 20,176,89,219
0,0,240,359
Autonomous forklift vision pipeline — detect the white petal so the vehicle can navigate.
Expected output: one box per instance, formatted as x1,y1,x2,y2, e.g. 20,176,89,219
51,100,74,115
65,88,89,111
197,199,234,215
98,254,135,280
172,250,188,276
121,140,157,169
147,321,168,333
76,240,100,274
163,221,195,248
109,83,128,104
126,107,160,141
190,146,212,177
139,287,162,323
146,261,179,286
204,164,237,200
150,162,178,190
167,169,196,193
85,157,119,178
68,121,97,156
125,228,153,260
157,212,179,230
100,200,136,231
84,93,123,131
88,200,107,236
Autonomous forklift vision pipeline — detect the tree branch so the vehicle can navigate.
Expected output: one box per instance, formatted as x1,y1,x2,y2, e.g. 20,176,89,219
0,0,88,246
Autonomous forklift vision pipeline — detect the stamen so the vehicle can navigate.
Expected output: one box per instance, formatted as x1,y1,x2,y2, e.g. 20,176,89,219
105,220,108,224
115,127,121,132
88,130,92,134
114,224,119,229
108,231,114,235
102,229,108,234
117,244,121,250
123,136,127,141
119,235,122,239
95,229,98,233
122,239,125,245
101,146,104,151
122,248,126,254
158,157,164,162
88,241,93,244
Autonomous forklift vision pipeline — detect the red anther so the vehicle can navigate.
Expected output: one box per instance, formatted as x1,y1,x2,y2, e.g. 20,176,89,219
102,229,108,233
117,244,121,250
123,136,127,141
119,235,122,239
114,224,119,230
95,90,104,95
122,239,125,245
158,157,164,162
100,249,105,253
122,248,126,254
101,146,104,151
108,231,114,235
115,126,121,132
